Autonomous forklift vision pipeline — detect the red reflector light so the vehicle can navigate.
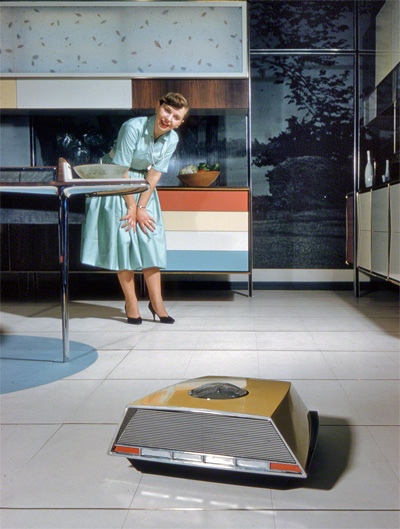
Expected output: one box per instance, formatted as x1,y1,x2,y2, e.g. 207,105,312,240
270,462,302,473
114,445,140,455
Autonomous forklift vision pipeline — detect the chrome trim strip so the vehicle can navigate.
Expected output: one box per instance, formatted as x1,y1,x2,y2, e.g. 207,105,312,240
113,451,307,478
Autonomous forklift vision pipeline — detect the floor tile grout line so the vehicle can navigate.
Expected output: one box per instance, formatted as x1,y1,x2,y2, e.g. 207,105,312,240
4,330,399,335
123,469,145,527
365,425,400,482
28,423,64,462
104,349,133,381
1,507,399,512
182,348,200,379
318,350,339,380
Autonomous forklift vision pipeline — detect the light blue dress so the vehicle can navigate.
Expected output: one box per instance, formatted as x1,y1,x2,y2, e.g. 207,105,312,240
81,115,178,270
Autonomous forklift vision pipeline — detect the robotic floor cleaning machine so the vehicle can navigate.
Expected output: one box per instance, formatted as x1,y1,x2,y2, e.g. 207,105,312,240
109,376,319,479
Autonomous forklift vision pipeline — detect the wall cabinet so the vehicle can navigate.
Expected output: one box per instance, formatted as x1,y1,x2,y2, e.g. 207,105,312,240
362,63,399,189
356,183,399,284
345,193,354,265
371,187,389,276
357,191,372,271
16,79,132,110
389,183,400,282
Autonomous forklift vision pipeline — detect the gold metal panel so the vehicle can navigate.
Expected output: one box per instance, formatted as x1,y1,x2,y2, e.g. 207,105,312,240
0,79,17,108
272,384,310,468
129,376,291,418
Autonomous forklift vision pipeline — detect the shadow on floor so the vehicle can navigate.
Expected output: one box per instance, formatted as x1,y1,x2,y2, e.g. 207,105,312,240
342,283,399,334
124,416,351,491
0,286,242,320
0,335,97,393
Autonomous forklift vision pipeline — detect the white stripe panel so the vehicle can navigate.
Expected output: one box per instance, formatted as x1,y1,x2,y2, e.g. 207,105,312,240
163,211,248,232
17,79,132,109
166,231,248,252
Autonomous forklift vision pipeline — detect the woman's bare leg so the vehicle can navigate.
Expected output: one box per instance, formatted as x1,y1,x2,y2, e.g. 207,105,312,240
117,270,141,318
143,267,169,318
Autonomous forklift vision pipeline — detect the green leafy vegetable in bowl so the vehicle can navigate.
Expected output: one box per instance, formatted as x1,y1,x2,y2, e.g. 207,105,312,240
179,164,199,175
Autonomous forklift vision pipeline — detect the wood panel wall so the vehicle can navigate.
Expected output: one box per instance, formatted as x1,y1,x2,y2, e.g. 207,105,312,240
132,79,249,109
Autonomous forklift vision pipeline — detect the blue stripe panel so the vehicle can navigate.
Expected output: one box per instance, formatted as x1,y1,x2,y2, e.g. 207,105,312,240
166,250,249,272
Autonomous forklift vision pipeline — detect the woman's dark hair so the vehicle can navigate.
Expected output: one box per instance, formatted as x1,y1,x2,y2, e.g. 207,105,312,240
160,92,189,114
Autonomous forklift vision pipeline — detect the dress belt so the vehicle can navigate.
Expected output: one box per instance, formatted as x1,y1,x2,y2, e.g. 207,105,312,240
129,168,147,175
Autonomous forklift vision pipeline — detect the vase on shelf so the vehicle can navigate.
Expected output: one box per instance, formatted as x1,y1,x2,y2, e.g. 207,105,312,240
384,160,390,182
364,151,374,188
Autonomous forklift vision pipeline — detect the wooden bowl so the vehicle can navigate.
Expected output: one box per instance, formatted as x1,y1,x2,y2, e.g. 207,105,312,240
177,171,220,187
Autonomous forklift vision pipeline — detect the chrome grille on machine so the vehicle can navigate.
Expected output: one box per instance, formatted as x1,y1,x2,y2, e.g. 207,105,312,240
116,408,296,464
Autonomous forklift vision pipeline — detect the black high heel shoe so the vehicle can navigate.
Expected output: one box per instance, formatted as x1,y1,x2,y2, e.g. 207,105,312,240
148,301,175,324
125,304,142,325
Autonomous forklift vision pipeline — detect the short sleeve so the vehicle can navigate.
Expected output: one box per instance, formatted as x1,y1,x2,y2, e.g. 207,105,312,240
112,120,142,168
152,132,179,173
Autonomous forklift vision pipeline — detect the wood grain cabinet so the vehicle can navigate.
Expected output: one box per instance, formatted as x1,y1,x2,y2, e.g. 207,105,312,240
132,79,249,109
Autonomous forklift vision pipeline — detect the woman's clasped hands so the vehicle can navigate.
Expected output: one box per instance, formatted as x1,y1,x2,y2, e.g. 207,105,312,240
120,205,155,235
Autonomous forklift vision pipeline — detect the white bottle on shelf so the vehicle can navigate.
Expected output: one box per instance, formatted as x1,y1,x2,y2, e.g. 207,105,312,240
384,160,390,182
364,150,374,187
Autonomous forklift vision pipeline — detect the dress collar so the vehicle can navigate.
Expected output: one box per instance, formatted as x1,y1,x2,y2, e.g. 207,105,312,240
145,114,168,143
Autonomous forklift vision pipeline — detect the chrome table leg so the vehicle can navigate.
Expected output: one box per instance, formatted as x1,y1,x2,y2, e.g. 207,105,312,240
59,191,69,362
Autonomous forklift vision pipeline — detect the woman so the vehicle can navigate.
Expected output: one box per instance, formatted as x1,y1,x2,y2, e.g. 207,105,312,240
81,92,189,324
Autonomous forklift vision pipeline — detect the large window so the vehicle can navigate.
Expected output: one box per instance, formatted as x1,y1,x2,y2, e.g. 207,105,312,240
251,55,354,268
249,0,354,50
249,0,356,269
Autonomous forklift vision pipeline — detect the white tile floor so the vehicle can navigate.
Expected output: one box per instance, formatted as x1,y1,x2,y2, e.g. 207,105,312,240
0,288,399,529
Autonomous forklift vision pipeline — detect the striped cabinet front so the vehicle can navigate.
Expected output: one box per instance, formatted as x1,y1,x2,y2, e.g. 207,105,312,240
158,189,250,273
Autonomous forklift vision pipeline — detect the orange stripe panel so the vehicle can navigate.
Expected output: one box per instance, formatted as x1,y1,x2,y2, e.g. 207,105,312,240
158,190,248,212
114,445,140,455
270,462,302,473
